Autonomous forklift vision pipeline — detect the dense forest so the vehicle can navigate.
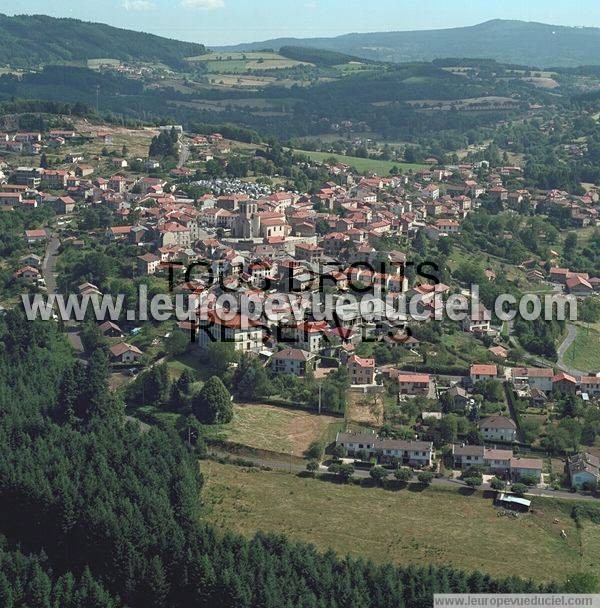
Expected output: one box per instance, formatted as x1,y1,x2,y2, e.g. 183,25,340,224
278,46,365,67
0,310,583,606
0,14,206,68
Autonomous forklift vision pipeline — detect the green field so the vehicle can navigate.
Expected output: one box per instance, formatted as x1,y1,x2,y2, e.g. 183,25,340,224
206,403,343,456
189,51,310,73
564,326,600,373
166,352,208,379
201,461,597,582
87,58,120,68
293,149,428,175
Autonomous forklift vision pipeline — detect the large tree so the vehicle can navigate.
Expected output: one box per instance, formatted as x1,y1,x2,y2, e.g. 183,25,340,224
192,376,233,424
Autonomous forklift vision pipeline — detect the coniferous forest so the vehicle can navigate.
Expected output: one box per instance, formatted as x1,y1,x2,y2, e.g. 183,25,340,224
0,311,570,606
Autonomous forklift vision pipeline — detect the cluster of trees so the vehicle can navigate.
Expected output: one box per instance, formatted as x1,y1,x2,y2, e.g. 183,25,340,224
194,343,350,414
149,127,179,158
459,211,559,266
513,316,564,359
0,206,54,259
558,229,600,279
0,543,119,608
278,46,363,67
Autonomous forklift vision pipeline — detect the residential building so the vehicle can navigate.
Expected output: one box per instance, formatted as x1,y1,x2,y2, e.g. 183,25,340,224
109,342,143,363
25,229,48,244
347,354,375,385
509,457,543,482
271,348,315,376
98,321,124,338
568,452,600,488
469,363,497,383
478,415,517,443
397,373,432,397
335,431,434,467
137,253,161,275
197,310,264,352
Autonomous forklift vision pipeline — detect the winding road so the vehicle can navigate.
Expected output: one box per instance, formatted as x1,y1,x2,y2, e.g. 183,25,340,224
555,323,585,376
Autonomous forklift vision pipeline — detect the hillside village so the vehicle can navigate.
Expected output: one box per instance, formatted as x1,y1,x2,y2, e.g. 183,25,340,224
1,117,600,502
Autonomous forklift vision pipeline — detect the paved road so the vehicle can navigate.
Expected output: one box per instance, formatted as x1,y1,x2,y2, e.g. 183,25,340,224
207,449,597,503
178,138,190,168
555,323,585,376
41,234,85,355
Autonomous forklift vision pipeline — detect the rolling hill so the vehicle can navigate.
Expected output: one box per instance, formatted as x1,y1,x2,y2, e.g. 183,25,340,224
0,13,207,68
218,19,600,68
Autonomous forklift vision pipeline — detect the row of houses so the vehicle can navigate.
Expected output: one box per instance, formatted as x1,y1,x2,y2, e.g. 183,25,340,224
335,431,434,468
453,444,543,482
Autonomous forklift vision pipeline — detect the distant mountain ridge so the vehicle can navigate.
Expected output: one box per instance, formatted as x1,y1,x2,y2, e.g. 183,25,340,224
0,13,206,68
218,19,600,68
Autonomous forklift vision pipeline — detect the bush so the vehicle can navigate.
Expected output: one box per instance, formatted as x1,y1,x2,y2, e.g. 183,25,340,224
369,465,389,485
464,475,483,489
306,460,319,475
520,474,539,487
417,471,434,486
331,444,346,458
394,467,412,482
490,477,506,490
305,440,324,460
328,462,354,483
511,483,527,497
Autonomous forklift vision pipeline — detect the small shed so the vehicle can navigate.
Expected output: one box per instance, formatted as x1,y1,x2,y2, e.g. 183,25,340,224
496,492,531,512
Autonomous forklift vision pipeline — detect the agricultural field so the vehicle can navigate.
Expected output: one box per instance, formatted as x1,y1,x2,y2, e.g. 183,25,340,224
86,58,120,69
188,51,312,73
293,149,428,174
208,403,343,456
70,121,159,158
201,461,596,582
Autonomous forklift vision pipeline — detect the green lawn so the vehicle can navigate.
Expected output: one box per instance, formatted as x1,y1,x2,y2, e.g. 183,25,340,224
564,326,600,373
441,331,492,363
292,149,428,175
201,461,593,583
135,405,181,425
167,352,210,380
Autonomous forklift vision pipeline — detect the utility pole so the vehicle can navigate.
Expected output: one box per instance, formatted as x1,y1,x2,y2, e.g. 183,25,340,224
318,382,322,415
95,85,100,113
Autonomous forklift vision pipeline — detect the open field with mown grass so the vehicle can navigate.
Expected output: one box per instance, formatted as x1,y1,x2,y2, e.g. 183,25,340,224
201,461,598,582
564,326,600,373
207,403,342,456
292,149,428,175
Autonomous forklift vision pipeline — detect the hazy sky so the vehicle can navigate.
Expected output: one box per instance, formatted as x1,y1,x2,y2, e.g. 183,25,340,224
2,0,599,46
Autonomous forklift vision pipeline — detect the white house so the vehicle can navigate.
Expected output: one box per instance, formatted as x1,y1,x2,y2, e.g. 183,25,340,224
478,415,517,443
469,364,498,383
109,342,143,363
